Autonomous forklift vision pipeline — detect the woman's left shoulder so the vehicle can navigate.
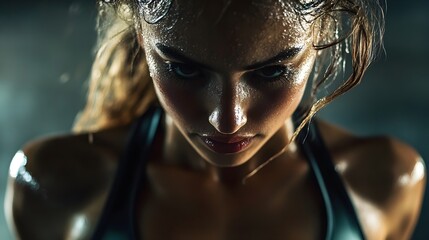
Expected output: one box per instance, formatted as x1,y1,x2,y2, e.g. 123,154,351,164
316,120,425,197
317,120,426,239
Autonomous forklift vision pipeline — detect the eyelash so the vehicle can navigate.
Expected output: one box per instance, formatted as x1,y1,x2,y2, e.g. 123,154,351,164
165,61,292,87
166,62,202,80
252,65,291,85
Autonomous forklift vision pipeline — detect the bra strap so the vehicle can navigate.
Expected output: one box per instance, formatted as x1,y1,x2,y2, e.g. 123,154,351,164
296,120,365,240
92,106,163,240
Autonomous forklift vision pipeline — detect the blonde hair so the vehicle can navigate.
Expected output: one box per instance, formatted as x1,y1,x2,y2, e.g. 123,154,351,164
74,0,384,134
73,3,156,132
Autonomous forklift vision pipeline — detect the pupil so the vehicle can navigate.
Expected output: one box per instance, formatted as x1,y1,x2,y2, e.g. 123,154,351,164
179,66,195,75
260,66,283,77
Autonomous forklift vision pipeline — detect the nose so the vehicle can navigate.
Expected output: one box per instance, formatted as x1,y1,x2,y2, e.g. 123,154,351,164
208,82,248,135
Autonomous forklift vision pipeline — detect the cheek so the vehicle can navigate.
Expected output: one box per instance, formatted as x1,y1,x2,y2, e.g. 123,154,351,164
152,75,206,132
248,82,306,132
144,50,206,132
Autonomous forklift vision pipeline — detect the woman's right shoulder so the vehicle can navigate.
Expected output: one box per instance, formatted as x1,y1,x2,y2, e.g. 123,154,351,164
10,125,131,192
5,125,131,239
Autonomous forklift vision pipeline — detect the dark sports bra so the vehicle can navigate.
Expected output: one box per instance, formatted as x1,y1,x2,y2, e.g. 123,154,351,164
91,107,366,240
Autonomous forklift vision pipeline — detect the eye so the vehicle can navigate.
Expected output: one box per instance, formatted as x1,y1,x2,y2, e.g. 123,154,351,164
167,62,201,79
255,65,288,79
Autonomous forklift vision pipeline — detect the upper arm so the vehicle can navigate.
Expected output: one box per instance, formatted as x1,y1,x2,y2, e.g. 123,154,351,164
310,121,426,239
4,134,119,240
344,137,426,240
384,141,426,240
4,143,75,240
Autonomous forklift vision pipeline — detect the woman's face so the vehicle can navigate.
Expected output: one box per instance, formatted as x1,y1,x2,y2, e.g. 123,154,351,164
139,0,317,167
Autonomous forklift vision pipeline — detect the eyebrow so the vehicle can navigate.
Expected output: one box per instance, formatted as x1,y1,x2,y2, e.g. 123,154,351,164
155,43,302,71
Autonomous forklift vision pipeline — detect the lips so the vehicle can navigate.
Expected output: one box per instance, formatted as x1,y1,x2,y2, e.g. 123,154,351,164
199,135,254,154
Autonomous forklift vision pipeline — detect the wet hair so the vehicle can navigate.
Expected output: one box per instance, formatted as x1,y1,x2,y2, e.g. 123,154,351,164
74,0,385,138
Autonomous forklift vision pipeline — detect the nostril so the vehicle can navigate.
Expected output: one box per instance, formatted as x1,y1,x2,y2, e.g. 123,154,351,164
209,106,247,134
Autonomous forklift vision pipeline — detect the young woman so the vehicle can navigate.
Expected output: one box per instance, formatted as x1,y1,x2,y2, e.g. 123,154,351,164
5,0,426,239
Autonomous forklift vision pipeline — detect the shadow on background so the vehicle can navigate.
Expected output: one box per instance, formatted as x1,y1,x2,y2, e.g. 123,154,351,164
0,0,428,239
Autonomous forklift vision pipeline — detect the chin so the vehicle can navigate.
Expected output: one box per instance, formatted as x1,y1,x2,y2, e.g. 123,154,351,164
199,150,255,168
206,159,246,168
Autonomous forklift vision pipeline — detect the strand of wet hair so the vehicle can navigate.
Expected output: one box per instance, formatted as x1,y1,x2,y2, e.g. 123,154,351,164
241,102,319,185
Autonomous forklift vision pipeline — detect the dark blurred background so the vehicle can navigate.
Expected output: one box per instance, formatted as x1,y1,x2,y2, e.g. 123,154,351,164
0,0,428,239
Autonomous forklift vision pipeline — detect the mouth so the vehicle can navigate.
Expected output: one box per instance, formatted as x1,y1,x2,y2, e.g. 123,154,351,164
198,135,254,154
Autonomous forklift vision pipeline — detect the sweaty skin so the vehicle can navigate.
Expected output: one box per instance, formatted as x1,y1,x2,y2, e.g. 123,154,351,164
5,0,426,239
140,0,315,174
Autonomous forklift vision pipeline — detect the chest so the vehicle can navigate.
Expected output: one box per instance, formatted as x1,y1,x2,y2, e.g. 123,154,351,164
136,169,326,240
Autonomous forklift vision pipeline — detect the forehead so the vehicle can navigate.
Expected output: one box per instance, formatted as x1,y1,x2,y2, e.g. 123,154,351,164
140,0,312,68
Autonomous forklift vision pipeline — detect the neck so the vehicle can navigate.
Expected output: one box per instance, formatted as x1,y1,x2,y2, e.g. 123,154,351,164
161,115,299,187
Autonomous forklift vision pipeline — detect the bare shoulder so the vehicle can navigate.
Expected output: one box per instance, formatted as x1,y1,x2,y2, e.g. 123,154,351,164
317,120,426,240
4,125,130,239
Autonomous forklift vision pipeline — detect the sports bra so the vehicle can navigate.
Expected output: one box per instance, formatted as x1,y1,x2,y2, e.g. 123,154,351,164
91,107,366,240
